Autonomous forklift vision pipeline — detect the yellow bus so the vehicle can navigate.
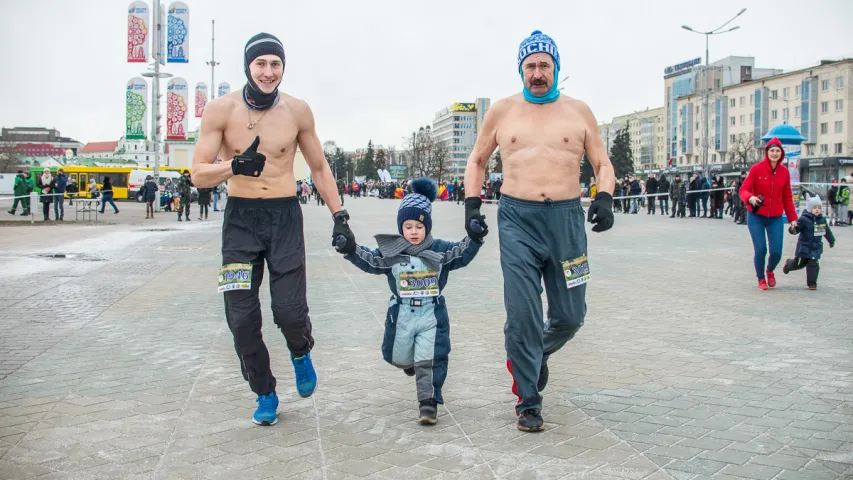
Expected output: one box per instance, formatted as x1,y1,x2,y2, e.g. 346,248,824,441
29,166,192,200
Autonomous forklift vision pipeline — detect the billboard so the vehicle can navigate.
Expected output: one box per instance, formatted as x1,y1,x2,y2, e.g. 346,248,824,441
127,1,149,63
166,1,189,63
158,3,166,65
388,165,408,180
664,57,702,76
217,81,231,97
452,102,476,112
195,82,207,118
126,77,148,140
785,145,802,204
166,77,189,140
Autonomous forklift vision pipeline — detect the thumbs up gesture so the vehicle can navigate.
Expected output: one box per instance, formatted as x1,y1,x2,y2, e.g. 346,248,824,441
231,136,266,177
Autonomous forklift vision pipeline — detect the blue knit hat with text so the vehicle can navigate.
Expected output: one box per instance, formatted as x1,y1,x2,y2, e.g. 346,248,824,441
397,178,437,235
517,30,561,72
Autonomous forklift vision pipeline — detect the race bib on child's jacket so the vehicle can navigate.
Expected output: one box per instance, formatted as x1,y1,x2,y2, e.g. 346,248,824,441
814,223,826,237
398,270,439,297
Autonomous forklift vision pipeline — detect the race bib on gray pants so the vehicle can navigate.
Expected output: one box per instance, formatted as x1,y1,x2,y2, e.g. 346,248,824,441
498,195,587,413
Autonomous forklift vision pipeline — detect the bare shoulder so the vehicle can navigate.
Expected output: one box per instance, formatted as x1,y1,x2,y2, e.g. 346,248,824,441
202,91,238,125
484,95,518,122
280,93,312,116
560,95,593,115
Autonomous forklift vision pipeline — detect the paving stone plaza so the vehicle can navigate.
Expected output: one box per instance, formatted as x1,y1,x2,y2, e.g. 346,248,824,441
0,198,851,479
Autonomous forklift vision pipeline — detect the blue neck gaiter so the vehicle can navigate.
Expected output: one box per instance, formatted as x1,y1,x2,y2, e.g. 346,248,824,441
521,67,560,104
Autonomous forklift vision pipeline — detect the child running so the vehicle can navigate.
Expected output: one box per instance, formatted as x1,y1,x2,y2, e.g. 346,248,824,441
783,195,835,290
337,178,483,424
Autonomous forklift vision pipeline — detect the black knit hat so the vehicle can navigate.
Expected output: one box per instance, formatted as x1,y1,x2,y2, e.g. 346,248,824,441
243,33,285,111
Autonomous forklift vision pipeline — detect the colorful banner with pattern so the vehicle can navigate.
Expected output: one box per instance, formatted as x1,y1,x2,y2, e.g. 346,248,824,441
166,1,189,63
217,81,231,98
166,77,189,140
195,82,207,118
126,77,148,140
127,1,150,63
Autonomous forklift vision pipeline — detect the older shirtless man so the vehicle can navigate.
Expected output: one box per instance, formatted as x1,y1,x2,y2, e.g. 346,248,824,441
192,33,356,426
464,30,616,432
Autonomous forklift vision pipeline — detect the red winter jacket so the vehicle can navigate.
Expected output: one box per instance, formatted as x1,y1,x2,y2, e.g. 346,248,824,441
739,137,798,222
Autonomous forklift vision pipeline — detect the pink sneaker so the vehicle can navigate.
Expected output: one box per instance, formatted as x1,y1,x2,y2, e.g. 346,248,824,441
766,271,777,288
758,279,768,290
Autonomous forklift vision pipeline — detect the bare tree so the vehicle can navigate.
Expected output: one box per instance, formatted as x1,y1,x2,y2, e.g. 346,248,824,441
0,142,23,172
404,126,433,179
728,132,761,168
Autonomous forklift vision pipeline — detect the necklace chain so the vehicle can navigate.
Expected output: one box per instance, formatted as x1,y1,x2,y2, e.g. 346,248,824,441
247,108,269,130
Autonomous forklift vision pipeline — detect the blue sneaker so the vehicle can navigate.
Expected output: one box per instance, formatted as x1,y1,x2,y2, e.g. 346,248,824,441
252,392,279,426
291,352,317,398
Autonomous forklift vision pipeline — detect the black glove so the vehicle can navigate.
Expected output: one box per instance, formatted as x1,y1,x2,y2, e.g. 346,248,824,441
587,192,614,232
332,210,356,254
231,136,266,177
829,242,834,248
788,225,799,235
464,197,489,243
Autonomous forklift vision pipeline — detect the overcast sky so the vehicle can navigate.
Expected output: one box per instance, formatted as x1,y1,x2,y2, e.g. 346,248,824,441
1,0,851,151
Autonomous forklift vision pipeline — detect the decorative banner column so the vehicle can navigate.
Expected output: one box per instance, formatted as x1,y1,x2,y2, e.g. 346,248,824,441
195,82,208,118
126,77,148,140
166,1,189,63
127,1,150,63
217,81,231,97
166,77,189,140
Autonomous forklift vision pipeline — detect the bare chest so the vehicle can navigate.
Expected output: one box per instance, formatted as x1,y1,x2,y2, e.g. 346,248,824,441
222,106,298,160
497,104,586,155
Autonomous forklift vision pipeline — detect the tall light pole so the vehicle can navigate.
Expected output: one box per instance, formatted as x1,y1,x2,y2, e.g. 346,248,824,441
682,7,746,178
141,1,172,212
206,20,219,100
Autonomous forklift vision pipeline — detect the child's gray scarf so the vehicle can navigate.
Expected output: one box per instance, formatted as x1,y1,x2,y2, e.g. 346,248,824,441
374,234,443,271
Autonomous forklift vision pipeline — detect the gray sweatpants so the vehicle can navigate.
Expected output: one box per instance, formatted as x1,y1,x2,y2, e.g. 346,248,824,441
498,195,587,413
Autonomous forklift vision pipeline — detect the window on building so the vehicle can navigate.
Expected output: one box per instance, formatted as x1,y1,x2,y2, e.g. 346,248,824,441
795,85,801,97
739,115,745,125
821,79,830,91
695,139,699,147
696,122,700,130
739,96,745,106
821,101,829,113
749,94,754,105
712,154,717,162
835,121,843,133
820,123,828,134
836,99,844,112
794,106,801,118
730,98,736,108
783,108,789,120
837,76,845,89
820,144,828,154
771,110,778,120
749,113,754,123
835,143,843,154
807,145,814,156
783,87,790,98
730,116,736,126
770,90,778,99
714,79,721,89
133,144,137,150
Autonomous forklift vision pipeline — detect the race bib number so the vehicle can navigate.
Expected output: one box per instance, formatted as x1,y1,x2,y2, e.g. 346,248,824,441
218,263,252,293
562,255,591,289
814,223,826,237
398,271,439,298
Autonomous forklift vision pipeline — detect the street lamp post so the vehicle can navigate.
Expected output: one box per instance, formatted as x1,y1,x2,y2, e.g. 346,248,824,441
682,7,746,179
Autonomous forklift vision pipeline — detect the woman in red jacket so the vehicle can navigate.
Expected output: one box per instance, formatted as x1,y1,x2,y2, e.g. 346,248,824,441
739,137,799,290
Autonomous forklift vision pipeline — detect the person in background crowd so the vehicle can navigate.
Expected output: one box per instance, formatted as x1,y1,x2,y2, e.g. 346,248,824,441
99,176,119,214
37,168,55,221
53,168,68,221
7,170,30,216
837,178,850,226
197,186,212,220
657,174,670,215
140,174,158,219
645,173,658,215
66,177,78,205
670,174,686,218
711,176,725,219
827,180,839,226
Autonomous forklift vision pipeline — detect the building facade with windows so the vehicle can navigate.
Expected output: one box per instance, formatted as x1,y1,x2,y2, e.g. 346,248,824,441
603,107,667,172
0,127,83,157
670,58,852,181
432,98,491,178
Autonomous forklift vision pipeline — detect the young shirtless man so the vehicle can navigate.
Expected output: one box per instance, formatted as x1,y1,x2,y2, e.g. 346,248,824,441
192,33,357,426
463,30,616,432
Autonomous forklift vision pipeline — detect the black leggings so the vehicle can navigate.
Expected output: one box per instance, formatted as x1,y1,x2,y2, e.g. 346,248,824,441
42,202,50,220
199,204,209,216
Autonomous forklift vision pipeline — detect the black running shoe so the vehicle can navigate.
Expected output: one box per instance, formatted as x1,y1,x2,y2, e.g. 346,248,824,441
418,401,437,425
517,408,544,432
537,362,548,392
403,367,415,377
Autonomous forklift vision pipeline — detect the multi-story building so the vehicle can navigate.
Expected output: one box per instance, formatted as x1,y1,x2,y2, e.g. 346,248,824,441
432,98,491,178
0,127,83,157
605,107,667,172
663,56,782,172
670,58,853,181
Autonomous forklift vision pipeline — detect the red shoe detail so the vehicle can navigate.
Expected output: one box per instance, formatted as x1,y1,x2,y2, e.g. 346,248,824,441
766,271,776,287
758,279,768,290
506,360,521,414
